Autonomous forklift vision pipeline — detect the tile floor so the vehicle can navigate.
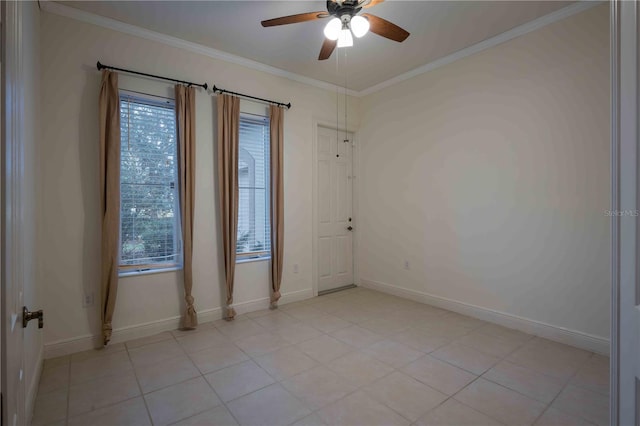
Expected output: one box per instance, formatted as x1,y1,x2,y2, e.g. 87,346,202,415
33,287,609,426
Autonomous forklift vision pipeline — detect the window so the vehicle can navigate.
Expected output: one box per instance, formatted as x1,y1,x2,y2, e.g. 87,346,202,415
237,113,271,259
119,92,182,273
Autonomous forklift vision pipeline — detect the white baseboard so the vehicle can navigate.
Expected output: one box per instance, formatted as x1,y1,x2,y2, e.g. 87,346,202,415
232,288,313,316
26,344,44,426
360,278,610,355
43,288,314,359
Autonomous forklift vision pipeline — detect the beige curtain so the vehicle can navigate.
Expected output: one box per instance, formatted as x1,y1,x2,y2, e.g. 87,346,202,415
217,94,241,320
176,85,198,329
98,70,120,346
269,106,285,308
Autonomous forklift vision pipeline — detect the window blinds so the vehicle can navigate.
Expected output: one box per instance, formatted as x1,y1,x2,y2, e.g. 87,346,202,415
237,113,271,256
119,93,182,269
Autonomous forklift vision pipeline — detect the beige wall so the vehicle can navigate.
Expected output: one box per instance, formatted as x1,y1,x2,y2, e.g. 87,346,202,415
357,5,610,340
39,12,359,351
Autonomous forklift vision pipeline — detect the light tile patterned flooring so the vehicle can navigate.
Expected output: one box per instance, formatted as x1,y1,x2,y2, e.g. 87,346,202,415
33,288,609,426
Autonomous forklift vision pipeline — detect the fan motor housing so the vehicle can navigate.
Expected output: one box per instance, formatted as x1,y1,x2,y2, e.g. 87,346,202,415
327,0,362,18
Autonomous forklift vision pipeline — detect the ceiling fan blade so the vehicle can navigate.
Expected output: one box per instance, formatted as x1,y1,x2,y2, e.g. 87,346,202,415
362,0,384,8
261,12,329,27
361,13,409,42
318,38,337,60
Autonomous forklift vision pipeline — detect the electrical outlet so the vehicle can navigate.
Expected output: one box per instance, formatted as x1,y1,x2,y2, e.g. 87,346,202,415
293,264,299,274
83,293,95,308
403,260,410,270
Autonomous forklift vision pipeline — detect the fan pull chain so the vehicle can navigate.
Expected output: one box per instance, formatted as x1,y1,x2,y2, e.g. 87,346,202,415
344,47,348,145
335,44,340,158
127,95,131,152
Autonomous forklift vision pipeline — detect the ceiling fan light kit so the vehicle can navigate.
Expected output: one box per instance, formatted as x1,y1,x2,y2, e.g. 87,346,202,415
337,28,354,47
324,14,369,44
323,17,342,40
261,0,409,60
350,15,370,38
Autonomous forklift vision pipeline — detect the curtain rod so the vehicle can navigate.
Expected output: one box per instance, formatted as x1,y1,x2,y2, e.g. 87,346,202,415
212,85,291,110
96,61,208,90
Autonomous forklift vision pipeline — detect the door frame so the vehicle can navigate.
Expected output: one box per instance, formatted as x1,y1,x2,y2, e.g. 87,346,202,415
1,1,27,425
609,3,619,424
609,0,638,424
312,119,360,297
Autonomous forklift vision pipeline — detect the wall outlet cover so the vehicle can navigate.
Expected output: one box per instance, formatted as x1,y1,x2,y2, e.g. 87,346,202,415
83,293,94,308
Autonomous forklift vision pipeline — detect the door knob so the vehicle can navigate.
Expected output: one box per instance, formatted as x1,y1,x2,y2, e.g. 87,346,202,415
347,226,353,231
23,307,43,329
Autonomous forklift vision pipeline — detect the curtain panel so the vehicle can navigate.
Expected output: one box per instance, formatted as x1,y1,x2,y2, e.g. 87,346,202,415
176,85,198,329
269,106,285,308
217,94,241,320
98,70,121,345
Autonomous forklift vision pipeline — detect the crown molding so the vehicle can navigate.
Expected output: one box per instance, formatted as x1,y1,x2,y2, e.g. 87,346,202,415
40,0,360,97
358,0,603,97
42,0,601,98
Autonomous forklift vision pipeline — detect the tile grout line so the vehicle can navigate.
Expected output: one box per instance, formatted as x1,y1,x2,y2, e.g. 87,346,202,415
49,295,335,420
357,368,430,424
202,296,506,424
179,370,242,426
473,339,562,425
452,328,533,358
221,313,371,424
66,394,146,424
64,348,144,423
61,340,457,424
176,315,306,425
209,321,318,426
446,374,507,425
529,352,600,426
293,342,442,425
125,337,158,426
419,334,552,425
63,311,314,424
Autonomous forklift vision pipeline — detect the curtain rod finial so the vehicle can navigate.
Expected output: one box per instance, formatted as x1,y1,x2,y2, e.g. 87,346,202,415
286,103,291,109
203,83,209,91
96,61,103,70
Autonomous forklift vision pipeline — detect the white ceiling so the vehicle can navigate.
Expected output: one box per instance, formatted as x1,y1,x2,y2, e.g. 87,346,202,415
59,1,573,92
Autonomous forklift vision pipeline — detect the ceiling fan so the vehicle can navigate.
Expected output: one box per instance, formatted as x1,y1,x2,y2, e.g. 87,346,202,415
261,0,410,60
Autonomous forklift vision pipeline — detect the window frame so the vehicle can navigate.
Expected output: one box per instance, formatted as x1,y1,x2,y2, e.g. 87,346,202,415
236,111,271,262
118,89,183,275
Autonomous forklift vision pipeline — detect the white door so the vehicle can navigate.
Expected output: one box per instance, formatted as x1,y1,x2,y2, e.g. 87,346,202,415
316,126,354,293
2,2,26,425
613,1,639,424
